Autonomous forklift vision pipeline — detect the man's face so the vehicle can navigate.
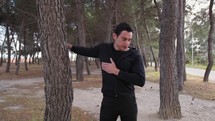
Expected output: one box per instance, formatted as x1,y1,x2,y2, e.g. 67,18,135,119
113,30,133,51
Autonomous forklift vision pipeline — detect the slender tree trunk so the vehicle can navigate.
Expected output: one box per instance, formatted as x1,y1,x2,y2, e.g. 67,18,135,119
37,0,73,121
95,58,100,68
143,19,158,71
13,35,18,65
85,57,91,75
176,0,186,91
75,0,86,81
15,20,24,75
15,39,22,75
6,25,11,72
0,38,6,66
159,0,182,119
142,0,158,70
133,22,146,67
104,0,116,43
204,0,214,82
132,0,147,67
23,29,28,71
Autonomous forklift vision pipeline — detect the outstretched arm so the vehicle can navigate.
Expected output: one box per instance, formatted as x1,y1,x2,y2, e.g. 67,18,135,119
67,43,100,58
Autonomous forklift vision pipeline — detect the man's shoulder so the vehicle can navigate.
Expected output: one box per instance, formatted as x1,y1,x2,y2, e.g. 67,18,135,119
130,47,139,54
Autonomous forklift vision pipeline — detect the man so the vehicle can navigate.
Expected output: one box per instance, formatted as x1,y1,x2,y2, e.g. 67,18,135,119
68,22,145,121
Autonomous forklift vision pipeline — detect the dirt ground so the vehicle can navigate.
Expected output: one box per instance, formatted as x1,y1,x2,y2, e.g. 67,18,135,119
0,63,215,121
0,77,215,121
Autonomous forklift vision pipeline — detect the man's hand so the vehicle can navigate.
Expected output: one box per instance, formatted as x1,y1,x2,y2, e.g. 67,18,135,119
67,43,73,49
102,58,119,76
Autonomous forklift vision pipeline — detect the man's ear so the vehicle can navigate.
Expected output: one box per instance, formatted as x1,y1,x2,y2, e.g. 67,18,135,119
112,33,117,40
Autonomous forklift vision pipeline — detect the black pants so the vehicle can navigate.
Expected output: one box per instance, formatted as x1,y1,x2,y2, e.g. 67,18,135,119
100,95,137,121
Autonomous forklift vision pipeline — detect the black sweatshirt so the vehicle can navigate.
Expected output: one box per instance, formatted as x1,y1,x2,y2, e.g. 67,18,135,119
71,43,145,97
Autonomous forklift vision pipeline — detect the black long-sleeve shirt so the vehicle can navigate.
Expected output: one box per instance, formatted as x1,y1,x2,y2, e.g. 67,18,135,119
71,43,145,97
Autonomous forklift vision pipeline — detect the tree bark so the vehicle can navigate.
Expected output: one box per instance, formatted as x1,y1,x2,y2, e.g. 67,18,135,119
85,57,91,75
37,0,73,121
75,0,85,81
143,18,158,71
176,0,186,90
159,0,182,119
23,28,28,71
104,0,117,43
203,0,214,82
5,25,11,72
0,38,6,66
15,38,22,75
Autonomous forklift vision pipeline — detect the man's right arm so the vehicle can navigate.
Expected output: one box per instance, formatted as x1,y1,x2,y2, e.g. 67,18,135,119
67,43,100,58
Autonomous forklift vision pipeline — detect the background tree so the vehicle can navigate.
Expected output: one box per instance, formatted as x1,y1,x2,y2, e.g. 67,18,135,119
176,0,186,90
203,0,214,82
1,0,16,72
159,0,182,119
37,0,73,120
75,0,86,81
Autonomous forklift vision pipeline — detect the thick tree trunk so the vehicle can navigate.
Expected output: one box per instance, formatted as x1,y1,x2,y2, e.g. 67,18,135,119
159,0,182,119
37,0,73,121
204,0,214,82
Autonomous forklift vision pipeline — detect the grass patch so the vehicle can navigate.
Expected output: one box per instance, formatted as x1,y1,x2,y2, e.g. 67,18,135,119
145,66,215,100
186,63,215,70
0,96,44,121
0,96,97,121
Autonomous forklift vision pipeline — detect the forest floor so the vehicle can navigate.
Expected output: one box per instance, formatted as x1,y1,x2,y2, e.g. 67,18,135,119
0,63,215,121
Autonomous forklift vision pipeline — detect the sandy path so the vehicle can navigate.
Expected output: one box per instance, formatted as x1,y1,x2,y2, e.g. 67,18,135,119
0,78,215,121
73,81,215,121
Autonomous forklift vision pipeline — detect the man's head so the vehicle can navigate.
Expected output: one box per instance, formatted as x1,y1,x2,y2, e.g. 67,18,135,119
114,22,133,37
113,22,133,51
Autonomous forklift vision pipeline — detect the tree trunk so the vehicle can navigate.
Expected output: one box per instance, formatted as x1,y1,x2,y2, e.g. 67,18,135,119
143,19,158,71
159,0,182,119
5,25,11,72
132,0,147,67
76,55,84,81
37,0,73,121
176,0,186,90
203,0,214,82
75,0,85,81
134,22,146,67
104,0,116,43
0,38,6,66
23,29,28,71
95,58,100,68
15,39,22,75
85,57,91,75
15,20,24,75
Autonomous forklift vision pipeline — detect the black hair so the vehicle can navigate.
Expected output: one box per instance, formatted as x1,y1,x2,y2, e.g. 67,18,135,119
114,22,133,36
